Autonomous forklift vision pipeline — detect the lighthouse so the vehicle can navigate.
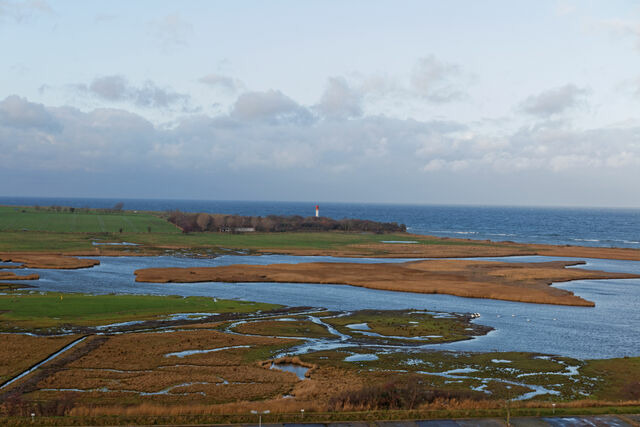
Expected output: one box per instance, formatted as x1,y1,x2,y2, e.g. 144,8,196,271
315,205,319,217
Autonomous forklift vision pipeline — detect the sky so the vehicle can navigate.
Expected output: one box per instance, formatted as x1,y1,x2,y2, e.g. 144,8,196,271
1,0,640,207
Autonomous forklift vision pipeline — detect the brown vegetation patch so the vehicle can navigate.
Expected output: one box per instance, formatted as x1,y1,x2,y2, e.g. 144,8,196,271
0,253,99,269
67,330,294,370
135,259,639,306
0,334,79,382
29,331,303,407
257,234,640,261
234,319,335,338
582,357,640,401
327,375,482,411
0,271,38,281
266,241,535,258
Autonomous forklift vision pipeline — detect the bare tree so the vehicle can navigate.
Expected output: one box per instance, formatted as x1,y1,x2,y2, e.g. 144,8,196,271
196,213,212,231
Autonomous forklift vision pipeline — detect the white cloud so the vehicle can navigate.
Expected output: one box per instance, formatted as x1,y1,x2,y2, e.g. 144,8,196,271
89,75,128,101
231,90,313,123
0,95,60,132
325,56,467,110
315,77,363,119
2,92,640,196
76,75,190,110
198,74,244,93
410,55,464,103
519,84,588,118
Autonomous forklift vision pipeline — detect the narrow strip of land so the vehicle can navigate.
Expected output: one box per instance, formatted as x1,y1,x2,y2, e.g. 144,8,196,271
135,259,640,306
0,253,99,269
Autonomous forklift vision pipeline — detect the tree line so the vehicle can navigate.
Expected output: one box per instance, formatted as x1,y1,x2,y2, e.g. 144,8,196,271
32,202,125,214
167,211,406,233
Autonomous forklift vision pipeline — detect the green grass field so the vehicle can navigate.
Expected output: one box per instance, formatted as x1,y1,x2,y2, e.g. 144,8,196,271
0,204,511,254
0,229,508,254
0,206,179,233
124,230,415,249
0,292,279,330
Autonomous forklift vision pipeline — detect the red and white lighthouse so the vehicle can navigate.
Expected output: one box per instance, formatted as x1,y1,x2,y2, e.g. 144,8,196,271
315,205,319,217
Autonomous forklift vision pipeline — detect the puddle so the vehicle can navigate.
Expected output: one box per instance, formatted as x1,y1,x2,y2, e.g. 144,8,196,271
515,384,560,400
140,382,208,395
471,384,490,393
491,359,512,363
92,241,139,246
164,312,218,321
270,363,309,380
347,328,442,341
308,316,350,340
164,345,250,358
96,320,145,330
345,354,379,362
443,367,479,375
346,323,370,330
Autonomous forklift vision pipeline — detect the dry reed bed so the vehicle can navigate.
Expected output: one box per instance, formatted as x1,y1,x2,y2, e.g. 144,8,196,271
0,254,99,270
234,319,335,338
135,259,639,306
66,330,296,370
30,330,303,405
0,271,38,280
0,334,80,382
24,329,374,409
256,234,640,261
268,242,536,258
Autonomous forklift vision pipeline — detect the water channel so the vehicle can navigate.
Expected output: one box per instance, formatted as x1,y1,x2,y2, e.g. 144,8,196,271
3,254,640,359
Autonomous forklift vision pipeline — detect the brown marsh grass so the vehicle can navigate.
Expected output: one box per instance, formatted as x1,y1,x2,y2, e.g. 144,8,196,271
0,254,99,269
135,259,639,306
0,334,79,382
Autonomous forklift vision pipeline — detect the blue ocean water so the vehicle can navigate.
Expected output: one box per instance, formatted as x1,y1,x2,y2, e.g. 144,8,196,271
1,196,640,249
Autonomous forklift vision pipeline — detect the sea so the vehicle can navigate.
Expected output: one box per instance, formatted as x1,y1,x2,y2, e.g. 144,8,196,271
1,196,639,249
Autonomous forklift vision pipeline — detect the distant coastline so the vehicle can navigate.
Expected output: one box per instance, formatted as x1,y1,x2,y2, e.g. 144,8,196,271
1,196,640,249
